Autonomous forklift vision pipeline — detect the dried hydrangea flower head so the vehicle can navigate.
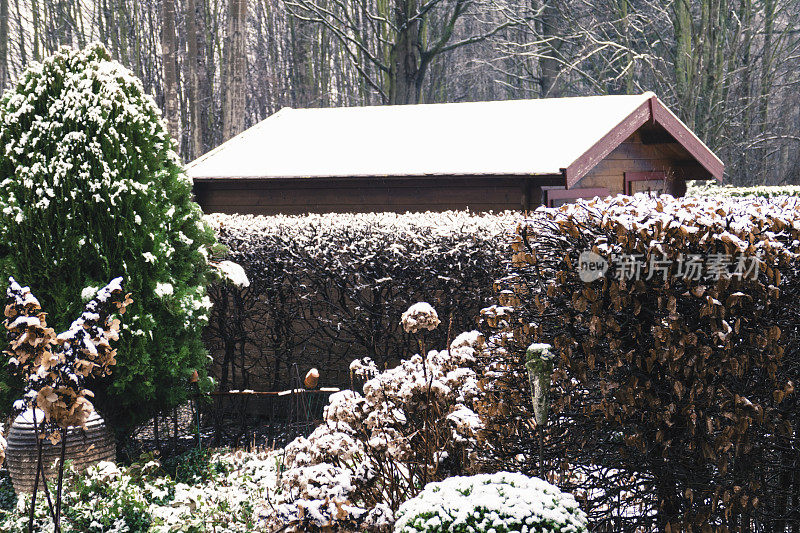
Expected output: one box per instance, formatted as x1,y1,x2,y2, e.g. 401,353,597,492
350,357,379,380
304,368,319,389
4,276,131,444
400,302,440,334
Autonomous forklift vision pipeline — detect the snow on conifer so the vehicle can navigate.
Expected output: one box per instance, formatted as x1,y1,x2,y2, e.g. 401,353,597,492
0,44,217,432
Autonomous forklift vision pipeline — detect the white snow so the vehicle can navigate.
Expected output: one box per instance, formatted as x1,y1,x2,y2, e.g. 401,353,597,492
188,94,656,180
154,282,174,297
214,260,250,287
394,471,587,532
81,286,99,301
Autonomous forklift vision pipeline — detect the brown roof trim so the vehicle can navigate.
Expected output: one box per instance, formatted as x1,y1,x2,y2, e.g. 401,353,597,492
192,173,567,185
563,99,651,188
649,97,724,181
564,95,724,188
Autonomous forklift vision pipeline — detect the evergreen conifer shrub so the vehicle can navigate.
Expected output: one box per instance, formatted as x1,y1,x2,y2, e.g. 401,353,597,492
0,44,216,433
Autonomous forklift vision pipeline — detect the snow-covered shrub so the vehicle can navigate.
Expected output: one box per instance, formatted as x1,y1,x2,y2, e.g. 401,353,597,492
394,472,587,533
0,44,217,432
0,450,279,532
265,328,488,531
400,302,440,333
205,210,516,391
687,182,800,198
479,194,800,529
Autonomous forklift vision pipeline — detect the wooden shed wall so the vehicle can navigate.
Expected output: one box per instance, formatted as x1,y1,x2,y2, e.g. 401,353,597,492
193,175,562,215
574,130,708,194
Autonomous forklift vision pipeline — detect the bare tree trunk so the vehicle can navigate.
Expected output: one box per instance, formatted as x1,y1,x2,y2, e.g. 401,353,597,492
672,0,694,127
0,0,8,89
290,15,317,107
14,0,26,67
186,0,203,159
162,0,182,154
535,0,561,97
389,0,423,104
223,0,248,141
758,0,775,184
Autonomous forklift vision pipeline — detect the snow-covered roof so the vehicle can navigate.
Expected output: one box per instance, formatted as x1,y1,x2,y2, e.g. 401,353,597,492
187,93,721,183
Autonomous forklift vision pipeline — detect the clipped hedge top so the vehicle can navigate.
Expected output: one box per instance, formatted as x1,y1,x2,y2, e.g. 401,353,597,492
206,210,517,259
534,193,800,257
687,183,800,198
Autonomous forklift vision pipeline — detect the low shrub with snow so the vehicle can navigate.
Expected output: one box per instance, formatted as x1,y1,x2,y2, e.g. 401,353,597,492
0,450,279,532
394,472,587,533
264,329,488,531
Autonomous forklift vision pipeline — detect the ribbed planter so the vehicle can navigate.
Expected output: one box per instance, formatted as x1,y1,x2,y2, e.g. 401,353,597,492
5,409,116,494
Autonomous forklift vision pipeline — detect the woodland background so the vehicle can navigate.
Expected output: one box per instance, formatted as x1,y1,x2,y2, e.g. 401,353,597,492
0,0,798,186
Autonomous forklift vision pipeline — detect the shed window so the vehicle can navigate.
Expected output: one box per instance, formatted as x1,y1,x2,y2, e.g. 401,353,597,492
624,171,666,196
543,187,610,208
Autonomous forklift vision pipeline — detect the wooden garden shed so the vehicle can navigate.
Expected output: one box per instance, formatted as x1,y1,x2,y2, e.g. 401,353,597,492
187,92,723,214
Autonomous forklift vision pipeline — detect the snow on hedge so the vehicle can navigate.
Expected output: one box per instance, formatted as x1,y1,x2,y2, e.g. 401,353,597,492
687,182,800,198
203,210,518,389
204,210,517,259
394,472,588,533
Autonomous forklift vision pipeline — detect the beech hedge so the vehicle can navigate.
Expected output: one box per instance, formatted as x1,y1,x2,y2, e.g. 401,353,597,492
204,211,517,391
478,194,800,531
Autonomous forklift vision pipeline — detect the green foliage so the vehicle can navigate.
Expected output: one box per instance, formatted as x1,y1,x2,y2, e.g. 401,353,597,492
163,446,231,484
0,450,277,532
0,471,16,512
65,467,154,532
0,44,217,433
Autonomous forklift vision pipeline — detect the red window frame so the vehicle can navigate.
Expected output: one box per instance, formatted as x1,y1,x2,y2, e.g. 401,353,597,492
624,171,667,196
542,186,610,208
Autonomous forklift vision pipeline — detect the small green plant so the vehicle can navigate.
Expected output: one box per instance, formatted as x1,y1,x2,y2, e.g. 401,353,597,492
163,446,230,484
0,470,16,512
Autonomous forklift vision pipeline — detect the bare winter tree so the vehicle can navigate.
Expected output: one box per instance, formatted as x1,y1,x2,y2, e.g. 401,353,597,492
286,0,514,104
185,0,203,159
0,0,799,183
0,0,8,89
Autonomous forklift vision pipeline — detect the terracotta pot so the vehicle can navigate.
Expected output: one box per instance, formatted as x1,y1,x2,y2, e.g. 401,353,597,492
5,409,116,494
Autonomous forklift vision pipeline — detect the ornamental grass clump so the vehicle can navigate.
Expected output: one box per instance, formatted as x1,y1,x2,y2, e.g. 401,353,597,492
478,194,800,530
394,472,587,533
0,44,217,433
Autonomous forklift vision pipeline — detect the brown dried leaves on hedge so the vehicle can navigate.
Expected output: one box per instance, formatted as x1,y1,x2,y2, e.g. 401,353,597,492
480,194,800,530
